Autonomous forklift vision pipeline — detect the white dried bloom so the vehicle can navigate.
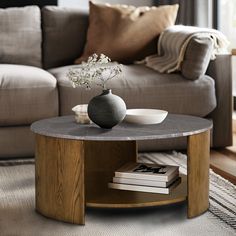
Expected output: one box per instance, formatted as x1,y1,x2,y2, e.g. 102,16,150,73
67,54,122,90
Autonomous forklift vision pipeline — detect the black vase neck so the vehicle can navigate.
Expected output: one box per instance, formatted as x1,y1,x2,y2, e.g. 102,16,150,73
102,89,112,95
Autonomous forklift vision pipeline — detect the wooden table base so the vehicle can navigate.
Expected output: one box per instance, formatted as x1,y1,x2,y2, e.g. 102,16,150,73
35,130,210,224
187,130,210,218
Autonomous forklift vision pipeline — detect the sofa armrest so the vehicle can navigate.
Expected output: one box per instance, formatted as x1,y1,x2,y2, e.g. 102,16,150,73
206,54,233,147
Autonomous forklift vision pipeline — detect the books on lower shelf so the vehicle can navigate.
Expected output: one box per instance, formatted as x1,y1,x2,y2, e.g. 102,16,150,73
114,162,178,182
112,175,179,188
108,162,181,194
108,178,181,194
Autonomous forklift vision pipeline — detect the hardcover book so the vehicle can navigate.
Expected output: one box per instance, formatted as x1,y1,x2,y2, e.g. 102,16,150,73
108,177,181,194
112,175,179,188
114,162,179,182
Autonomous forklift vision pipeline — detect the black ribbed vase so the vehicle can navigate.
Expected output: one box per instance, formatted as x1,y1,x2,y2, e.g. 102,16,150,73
88,89,126,129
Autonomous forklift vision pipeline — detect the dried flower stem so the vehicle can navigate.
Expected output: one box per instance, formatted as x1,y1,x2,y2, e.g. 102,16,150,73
67,54,123,90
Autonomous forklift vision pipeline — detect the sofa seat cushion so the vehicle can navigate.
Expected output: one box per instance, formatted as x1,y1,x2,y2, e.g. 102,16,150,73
49,64,216,117
0,65,58,126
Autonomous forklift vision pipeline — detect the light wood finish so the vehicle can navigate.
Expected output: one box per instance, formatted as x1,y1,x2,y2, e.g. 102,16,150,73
210,149,236,184
35,135,85,224
232,48,236,56
187,130,210,218
210,116,236,185
83,140,186,207
84,140,138,206
86,173,187,208
35,131,211,224
233,115,236,133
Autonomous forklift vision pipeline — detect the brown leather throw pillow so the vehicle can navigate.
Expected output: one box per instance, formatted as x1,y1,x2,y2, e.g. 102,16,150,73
75,1,179,64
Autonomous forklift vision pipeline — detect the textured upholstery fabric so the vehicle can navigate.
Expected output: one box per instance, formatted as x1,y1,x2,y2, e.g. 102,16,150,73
206,54,232,147
49,64,216,117
181,36,213,80
0,126,34,158
0,6,42,67
0,65,59,126
42,6,89,69
76,2,179,64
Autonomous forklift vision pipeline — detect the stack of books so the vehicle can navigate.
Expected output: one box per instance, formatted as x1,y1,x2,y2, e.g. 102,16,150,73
108,162,181,194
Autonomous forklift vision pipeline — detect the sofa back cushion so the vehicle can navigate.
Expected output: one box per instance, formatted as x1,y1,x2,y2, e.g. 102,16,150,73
76,2,179,64
42,6,89,69
0,6,42,67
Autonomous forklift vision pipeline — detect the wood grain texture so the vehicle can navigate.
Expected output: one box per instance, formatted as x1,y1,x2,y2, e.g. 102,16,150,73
36,136,210,223
84,140,137,203
210,149,236,185
84,141,187,208
86,173,187,208
210,117,236,185
187,130,210,218
232,49,236,55
35,134,85,224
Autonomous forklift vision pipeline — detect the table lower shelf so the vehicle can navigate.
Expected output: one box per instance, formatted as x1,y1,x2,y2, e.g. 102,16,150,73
86,173,187,208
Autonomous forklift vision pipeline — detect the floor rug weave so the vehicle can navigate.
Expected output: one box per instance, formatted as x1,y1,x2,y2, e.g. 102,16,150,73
0,152,235,236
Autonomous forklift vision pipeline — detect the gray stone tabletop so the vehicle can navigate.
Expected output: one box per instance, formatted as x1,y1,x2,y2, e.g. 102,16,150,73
31,115,212,141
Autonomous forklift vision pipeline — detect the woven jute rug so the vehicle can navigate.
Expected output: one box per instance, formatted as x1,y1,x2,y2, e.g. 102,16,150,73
0,152,235,236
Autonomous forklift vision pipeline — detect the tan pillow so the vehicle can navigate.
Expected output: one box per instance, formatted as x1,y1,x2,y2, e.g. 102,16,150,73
75,1,179,64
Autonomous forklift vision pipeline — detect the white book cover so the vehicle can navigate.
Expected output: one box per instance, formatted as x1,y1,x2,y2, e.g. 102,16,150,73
112,175,179,188
115,162,179,182
108,177,181,194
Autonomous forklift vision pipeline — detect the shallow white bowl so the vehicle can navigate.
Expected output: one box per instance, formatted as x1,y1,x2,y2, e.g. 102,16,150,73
124,109,168,125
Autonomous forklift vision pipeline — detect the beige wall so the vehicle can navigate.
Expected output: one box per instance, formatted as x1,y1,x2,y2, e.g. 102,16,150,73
233,57,236,96
96,0,152,6
218,0,236,95
58,0,88,9
59,0,152,9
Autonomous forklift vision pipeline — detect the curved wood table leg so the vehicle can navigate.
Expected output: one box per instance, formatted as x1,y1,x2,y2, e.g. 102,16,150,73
187,130,210,218
35,136,137,224
35,130,210,223
35,135,85,224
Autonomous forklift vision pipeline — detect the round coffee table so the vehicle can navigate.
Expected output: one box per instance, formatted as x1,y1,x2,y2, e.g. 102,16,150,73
31,114,212,225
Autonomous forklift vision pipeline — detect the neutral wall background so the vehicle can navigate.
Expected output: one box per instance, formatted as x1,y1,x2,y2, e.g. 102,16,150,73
58,0,152,9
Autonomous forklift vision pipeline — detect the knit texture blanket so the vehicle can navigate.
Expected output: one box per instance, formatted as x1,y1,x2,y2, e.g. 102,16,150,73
142,25,229,73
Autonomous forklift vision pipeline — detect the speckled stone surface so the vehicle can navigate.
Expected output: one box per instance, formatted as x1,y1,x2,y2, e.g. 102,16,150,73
31,115,212,141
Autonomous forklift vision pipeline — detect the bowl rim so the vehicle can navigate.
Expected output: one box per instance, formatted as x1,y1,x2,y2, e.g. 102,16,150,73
126,109,168,117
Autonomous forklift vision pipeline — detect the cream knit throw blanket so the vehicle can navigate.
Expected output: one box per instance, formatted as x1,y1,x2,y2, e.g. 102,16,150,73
142,25,229,73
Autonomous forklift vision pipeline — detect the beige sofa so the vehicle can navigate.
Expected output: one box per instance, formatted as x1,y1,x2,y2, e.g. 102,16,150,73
0,6,232,158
